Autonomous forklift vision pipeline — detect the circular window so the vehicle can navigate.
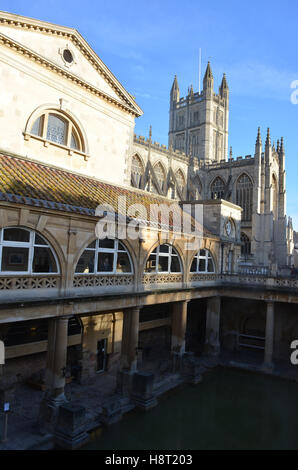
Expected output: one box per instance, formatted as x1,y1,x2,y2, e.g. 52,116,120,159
63,49,73,64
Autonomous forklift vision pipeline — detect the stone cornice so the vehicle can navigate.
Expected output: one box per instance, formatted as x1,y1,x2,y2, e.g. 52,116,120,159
0,12,143,117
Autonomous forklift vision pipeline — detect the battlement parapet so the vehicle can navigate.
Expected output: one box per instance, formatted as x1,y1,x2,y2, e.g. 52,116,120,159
133,134,189,163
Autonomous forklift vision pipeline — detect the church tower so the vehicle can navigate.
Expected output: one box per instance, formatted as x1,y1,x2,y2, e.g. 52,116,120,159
168,62,229,163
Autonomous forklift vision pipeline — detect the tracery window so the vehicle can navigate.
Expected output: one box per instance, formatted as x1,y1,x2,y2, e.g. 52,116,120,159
272,175,278,219
0,228,59,274
145,244,182,274
190,249,215,273
131,155,144,189
154,162,166,192
75,239,133,274
240,232,251,257
211,177,225,199
236,174,253,221
29,110,84,153
175,169,186,195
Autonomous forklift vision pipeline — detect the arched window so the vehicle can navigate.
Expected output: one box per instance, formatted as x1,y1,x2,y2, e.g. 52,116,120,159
211,177,225,200
154,162,166,192
175,169,186,195
29,110,84,153
272,174,278,219
131,155,144,189
145,244,182,274
236,174,253,221
0,228,59,274
190,249,215,273
241,232,251,257
75,239,133,274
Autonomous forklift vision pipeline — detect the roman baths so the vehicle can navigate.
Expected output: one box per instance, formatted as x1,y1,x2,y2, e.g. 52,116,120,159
0,10,297,451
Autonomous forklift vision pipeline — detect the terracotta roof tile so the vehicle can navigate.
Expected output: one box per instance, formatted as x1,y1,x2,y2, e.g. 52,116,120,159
0,153,216,237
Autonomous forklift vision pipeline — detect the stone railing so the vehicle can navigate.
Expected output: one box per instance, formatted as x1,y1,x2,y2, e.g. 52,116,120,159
220,273,298,290
73,274,134,288
0,275,60,290
142,273,183,285
189,273,218,283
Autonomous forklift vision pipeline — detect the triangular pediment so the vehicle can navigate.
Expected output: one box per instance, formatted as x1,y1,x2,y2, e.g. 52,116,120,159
0,11,142,116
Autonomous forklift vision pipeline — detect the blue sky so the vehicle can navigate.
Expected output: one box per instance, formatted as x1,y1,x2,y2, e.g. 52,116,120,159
1,0,298,227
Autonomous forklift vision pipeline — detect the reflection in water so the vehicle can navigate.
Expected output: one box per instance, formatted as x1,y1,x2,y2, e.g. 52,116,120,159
83,368,298,450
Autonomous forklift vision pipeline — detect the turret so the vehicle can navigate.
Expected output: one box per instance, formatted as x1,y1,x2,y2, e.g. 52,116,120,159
170,75,180,103
254,127,262,213
203,62,214,96
220,73,229,100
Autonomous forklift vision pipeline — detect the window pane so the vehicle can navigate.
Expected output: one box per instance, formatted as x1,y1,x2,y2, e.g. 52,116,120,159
35,234,48,246
75,250,95,273
118,242,127,252
1,247,29,272
158,256,169,272
47,114,67,145
3,228,30,242
31,116,43,137
170,256,181,273
190,258,197,272
207,259,214,273
199,249,206,257
199,259,206,272
32,247,58,273
116,252,131,273
159,245,169,253
87,241,96,249
97,252,114,272
71,131,79,150
98,239,115,249
145,254,156,273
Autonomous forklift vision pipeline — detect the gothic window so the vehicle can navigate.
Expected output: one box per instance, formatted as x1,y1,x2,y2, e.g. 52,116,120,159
145,244,182,274
75,239,133,274
153,162,166,192
175,169,186,195
176,114,185,130
241,232,251,257
190,249,215,273
193,111,199,124
272,174,278,219
190,131,200,157
29,110,84,153
211,177,225,199
0,228,59,274
175,133,185,152
131,155,144,189
236,174,253,221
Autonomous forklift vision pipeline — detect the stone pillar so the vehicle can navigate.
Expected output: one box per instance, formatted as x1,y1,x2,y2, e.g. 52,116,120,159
263,301,275,371
44,316,70,406
121,307,141,372
204,297,221,356
171,301,189,355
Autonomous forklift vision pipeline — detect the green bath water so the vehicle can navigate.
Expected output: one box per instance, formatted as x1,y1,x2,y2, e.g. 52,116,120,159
83,367,298,450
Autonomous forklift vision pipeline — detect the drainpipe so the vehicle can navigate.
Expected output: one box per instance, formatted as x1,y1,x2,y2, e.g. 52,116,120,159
221,243,224,274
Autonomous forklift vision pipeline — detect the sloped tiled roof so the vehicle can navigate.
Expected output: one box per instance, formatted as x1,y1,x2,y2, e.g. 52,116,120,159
0,153,216,237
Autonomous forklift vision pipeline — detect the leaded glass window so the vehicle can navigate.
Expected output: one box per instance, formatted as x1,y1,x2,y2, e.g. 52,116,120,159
236,174,253,221
29,110,84,152
154,162,166,192
211,177,225,199
131,155,144,189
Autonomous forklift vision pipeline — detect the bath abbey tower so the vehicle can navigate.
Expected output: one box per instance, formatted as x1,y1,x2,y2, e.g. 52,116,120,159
131,62,294,275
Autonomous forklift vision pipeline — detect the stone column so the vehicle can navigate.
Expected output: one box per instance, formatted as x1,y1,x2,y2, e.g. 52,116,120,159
121,307,141,372
204,297,221,356
263,301,275,371
44,316,70,406
171,301,189,355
